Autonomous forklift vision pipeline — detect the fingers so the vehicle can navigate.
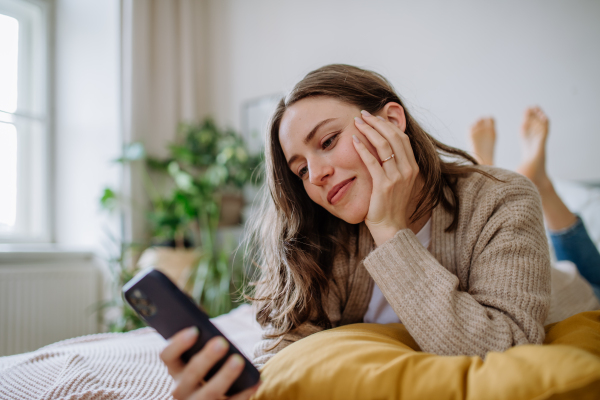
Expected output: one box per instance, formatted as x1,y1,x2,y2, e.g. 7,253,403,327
173,336,230,400
352,134,387,184
192,354,246,400
354,116,400,178
358,111,408,167
355,111,419,180
162,330,259,400
160,326,200,378
397,127,419,178
353,116,394,163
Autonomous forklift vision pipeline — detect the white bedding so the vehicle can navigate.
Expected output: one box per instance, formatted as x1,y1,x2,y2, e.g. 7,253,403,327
0,305,263,400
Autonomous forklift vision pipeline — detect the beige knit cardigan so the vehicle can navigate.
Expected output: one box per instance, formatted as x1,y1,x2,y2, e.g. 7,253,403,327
253,166,552,368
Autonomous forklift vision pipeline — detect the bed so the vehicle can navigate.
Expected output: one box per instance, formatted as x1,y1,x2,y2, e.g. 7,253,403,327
1,180,599,399
0,305,261,399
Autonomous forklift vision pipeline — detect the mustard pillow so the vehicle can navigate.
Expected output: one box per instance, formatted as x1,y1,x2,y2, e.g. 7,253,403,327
253,311,600,400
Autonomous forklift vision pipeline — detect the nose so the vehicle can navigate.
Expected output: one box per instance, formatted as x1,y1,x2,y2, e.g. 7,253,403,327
308,158,333,186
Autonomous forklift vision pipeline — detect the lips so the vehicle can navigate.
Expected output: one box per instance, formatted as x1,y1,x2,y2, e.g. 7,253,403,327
327,177,356,205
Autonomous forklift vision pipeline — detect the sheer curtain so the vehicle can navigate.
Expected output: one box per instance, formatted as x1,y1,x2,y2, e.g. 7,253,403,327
120,0,209,241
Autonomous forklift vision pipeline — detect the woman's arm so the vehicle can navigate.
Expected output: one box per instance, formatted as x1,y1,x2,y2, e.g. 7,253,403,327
363,174,551,357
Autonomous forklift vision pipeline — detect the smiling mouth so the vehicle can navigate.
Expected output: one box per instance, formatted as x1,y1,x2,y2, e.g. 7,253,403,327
328,177,356,205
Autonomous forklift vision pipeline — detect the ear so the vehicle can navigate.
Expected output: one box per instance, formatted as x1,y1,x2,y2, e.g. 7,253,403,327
377,102,407,132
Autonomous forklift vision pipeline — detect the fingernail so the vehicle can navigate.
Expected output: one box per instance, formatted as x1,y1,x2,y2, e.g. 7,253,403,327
229,354,244,369
376,116,385,121
352,135,360,143
360,110,371,117
354,116,365,124
185,326,199,340
213,337,228,352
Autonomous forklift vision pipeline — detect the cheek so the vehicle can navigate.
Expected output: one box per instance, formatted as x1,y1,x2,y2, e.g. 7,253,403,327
335,137,362,166
335,134,374,183
301,136,375,221
304,184,322,206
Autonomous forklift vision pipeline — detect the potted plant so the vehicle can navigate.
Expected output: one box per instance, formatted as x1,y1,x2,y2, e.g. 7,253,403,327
99,118,262,331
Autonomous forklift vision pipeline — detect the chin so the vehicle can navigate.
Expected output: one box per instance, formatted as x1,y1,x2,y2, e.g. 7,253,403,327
342,215,366,225
333,205,368,225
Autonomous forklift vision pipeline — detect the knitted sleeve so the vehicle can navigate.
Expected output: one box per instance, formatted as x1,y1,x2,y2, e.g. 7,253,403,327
362,174,551,357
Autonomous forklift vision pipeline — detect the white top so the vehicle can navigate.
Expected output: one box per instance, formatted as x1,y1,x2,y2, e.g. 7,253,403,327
363,218,432,324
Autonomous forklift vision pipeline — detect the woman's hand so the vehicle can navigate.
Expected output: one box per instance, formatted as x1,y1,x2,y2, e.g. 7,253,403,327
160,327,261,400
352,110,420,246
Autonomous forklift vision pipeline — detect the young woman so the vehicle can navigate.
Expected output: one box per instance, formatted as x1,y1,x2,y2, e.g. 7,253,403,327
160,64,552,400
469,108,600,318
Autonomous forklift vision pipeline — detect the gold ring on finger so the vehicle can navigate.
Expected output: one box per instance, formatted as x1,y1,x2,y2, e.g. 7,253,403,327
382,154,395,163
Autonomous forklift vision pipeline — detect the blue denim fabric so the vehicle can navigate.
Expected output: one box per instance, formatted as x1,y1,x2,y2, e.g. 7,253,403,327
549,215,600,301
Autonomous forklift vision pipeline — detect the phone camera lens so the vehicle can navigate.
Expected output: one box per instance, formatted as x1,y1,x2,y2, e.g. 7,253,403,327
139,303,157,317
128,289,157,317
132,289,145,300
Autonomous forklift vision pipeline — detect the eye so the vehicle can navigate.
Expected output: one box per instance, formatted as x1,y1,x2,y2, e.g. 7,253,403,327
322,132,340,149
298,165,308,179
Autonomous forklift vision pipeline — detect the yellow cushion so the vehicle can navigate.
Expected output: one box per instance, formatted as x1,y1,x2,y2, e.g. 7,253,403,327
254,311,600,400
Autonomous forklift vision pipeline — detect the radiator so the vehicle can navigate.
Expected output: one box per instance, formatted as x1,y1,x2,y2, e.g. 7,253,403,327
0,250,103,357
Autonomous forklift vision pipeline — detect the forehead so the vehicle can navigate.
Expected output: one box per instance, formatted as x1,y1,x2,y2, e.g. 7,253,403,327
278,97,357,157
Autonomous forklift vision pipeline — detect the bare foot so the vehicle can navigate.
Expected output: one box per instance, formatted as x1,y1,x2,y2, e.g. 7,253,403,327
516,106,551,190
516,107,577,230
469,117,496,166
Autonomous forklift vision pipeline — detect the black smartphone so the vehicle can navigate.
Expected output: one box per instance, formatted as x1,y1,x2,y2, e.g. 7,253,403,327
122,268,261,397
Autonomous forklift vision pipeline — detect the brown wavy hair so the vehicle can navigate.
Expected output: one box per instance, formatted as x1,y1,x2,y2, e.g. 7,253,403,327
245,64,495,344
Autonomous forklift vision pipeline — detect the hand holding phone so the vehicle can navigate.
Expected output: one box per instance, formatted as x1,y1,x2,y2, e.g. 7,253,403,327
123,268,261,399
161,328,260,400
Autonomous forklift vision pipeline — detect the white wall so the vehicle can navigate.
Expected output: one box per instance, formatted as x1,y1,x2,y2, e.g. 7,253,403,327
54,0,121,251
206,0,600,182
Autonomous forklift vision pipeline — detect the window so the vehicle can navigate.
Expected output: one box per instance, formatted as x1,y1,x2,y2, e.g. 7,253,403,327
0,0,50,242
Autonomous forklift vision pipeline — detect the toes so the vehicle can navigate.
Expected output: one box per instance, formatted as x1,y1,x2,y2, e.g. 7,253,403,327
473,118,485,128
472,117,494,131
525,106,547,123
521,106,549,138
536,108,548,122
470,119,484,133
524,107,539,124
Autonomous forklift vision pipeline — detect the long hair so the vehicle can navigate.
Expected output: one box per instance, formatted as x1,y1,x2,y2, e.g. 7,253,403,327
244,64,495,345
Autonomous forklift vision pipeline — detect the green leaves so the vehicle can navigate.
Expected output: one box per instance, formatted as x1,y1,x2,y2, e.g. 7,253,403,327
98,117,263,322
99,188,118,212
168,161,194,191
169,118,263,189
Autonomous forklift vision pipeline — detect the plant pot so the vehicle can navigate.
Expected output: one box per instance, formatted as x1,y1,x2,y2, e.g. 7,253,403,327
137,247,200,291
219,192,244,227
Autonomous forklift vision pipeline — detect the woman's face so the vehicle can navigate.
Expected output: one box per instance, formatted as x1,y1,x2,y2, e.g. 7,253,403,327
278,97,382,224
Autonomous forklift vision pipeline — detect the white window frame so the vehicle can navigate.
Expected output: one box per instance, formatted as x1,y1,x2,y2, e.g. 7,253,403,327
0,0,52,243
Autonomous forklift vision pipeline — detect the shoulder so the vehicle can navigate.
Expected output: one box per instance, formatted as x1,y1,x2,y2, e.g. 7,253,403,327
455,165,541,208
457,165,536,193
451,165,546,238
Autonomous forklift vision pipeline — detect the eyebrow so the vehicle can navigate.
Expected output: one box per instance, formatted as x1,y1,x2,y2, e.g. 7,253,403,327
286,118,337,167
